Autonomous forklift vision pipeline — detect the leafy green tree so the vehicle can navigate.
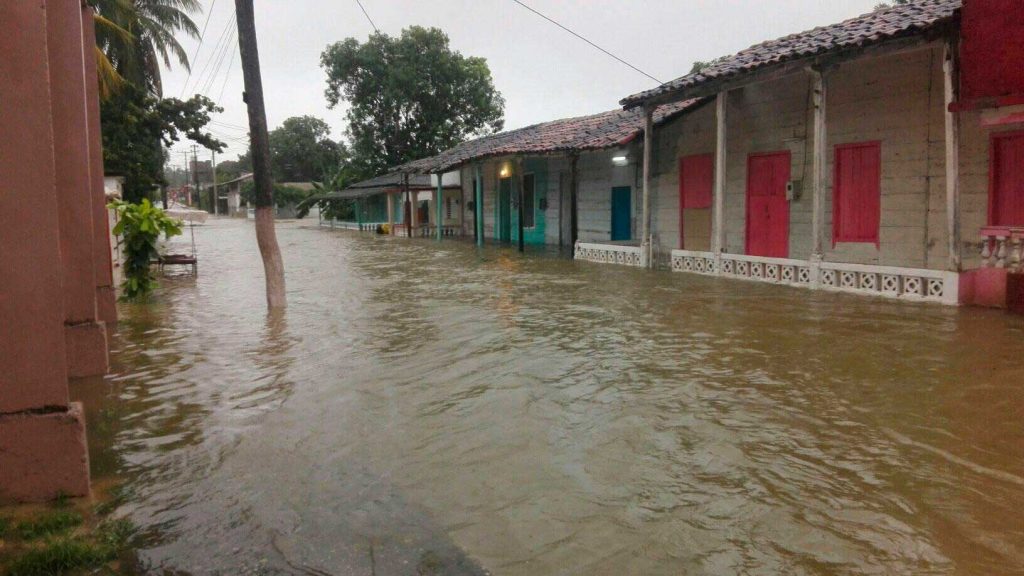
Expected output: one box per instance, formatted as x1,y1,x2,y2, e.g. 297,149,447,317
268,116,346,182
321,26,505,177
101,84,225,203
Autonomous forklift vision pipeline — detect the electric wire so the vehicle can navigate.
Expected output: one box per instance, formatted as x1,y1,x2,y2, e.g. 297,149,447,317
509,0,662,85
217,48,238,103
201,26,237,97
179,0,218,98
185,11,235,97
354,0,379,33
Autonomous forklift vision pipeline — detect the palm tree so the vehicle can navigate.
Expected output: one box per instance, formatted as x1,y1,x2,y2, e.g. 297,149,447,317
90,0,201,97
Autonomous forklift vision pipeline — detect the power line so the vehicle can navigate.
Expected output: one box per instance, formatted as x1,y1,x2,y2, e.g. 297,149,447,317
217,47,237,103
185,11,235,97
509,0,662,85
354,0,379,33
180,0,218,98
201,26,237,96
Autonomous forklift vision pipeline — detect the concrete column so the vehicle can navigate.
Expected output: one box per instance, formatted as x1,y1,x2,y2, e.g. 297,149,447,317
386,191,395,235
436,174,443,240
410,190,419,233
0,0,91,502
944,41,962,272
81,4,117,327
475,164,484,246
641,105,654,268
48,0,108,378
712,92,728,265
810,67,827,263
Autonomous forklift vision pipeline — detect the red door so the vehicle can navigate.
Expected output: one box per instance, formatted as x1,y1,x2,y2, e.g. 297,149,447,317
746,152,791,257
991,132,1024,226
679,154,713,248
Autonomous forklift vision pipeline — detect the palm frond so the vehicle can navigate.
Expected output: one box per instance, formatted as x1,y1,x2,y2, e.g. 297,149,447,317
94,45,125,100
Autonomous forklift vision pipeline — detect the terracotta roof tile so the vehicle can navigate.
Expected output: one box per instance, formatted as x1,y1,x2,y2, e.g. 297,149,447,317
401,99,703,174
621,0,960,107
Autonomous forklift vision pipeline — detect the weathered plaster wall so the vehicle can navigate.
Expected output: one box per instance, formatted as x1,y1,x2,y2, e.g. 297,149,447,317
577,149,638,243
648,44,989,272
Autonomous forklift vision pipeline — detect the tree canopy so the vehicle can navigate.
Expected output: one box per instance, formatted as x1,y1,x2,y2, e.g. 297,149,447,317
321,26,505,177
268,116,346,182
102,84,224,203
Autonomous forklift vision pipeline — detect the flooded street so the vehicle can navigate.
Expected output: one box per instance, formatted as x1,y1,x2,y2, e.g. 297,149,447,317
72,217,1024,575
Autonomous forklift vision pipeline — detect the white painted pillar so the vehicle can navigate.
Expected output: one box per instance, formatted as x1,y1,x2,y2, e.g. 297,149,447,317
944,41,962,272
810,68,827,263
712,91,728,270
641,105,654,268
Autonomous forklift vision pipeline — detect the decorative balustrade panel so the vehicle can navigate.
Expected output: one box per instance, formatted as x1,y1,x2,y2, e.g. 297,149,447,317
574,242,644,267
670,250,717,275
669,250,958,305
980,226,1024,271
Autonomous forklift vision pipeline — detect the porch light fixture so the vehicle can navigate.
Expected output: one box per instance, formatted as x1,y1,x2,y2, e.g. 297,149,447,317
611,154,629,166
499,164,511,178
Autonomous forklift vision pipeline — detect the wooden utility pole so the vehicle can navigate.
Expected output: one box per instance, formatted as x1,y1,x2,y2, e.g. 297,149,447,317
191,144,200,206
235,0,286,309
211,150,218,215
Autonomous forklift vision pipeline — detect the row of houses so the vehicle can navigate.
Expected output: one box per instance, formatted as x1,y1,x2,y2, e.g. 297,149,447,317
319,0,1023,310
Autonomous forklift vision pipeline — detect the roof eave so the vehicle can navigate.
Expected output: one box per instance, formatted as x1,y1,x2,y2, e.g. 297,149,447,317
620,23,955,109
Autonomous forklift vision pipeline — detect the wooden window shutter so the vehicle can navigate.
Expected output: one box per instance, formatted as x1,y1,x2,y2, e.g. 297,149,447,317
833,142,881,245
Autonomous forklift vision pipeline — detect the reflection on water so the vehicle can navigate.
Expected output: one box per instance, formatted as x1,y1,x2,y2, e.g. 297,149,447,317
72,218,1024,575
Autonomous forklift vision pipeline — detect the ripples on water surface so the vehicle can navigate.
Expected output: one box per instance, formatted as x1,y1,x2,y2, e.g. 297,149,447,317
70,218,1024,575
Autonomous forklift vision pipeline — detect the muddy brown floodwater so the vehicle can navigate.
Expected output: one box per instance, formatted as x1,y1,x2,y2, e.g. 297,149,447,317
70,217,1024,575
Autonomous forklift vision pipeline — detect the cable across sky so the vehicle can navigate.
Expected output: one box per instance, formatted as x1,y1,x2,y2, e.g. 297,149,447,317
509,0,663,85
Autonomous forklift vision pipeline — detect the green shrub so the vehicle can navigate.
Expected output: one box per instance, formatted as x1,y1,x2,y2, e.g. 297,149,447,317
109,199,183,300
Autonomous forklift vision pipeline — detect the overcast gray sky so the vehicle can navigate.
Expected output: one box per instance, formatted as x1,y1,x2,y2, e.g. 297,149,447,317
163,0,884,167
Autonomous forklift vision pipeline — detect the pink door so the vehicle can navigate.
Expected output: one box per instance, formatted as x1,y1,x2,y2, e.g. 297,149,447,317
991,132,1024,226
746,152,791,257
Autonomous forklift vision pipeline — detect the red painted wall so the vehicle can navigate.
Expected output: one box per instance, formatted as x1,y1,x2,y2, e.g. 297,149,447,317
960,0,1024,102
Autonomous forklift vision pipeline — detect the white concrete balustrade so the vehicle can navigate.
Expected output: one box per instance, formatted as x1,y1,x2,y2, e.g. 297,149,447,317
670,250,959,305
980,227,1024,271
574,242,644,267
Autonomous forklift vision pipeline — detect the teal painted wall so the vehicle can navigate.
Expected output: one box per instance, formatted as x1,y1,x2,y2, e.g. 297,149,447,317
511,158,547,246
364,194,388,222
495,177,512,242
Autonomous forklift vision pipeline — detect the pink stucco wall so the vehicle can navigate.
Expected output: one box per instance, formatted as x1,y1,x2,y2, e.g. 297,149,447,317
0,0,112,502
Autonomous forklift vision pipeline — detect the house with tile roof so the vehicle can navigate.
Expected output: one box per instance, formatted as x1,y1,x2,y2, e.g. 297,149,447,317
610,0,1024,308
394,99,702,251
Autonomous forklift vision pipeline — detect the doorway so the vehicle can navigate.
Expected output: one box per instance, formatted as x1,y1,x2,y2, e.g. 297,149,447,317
498,176,512,242
611,186,631,242
746,151,791,258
